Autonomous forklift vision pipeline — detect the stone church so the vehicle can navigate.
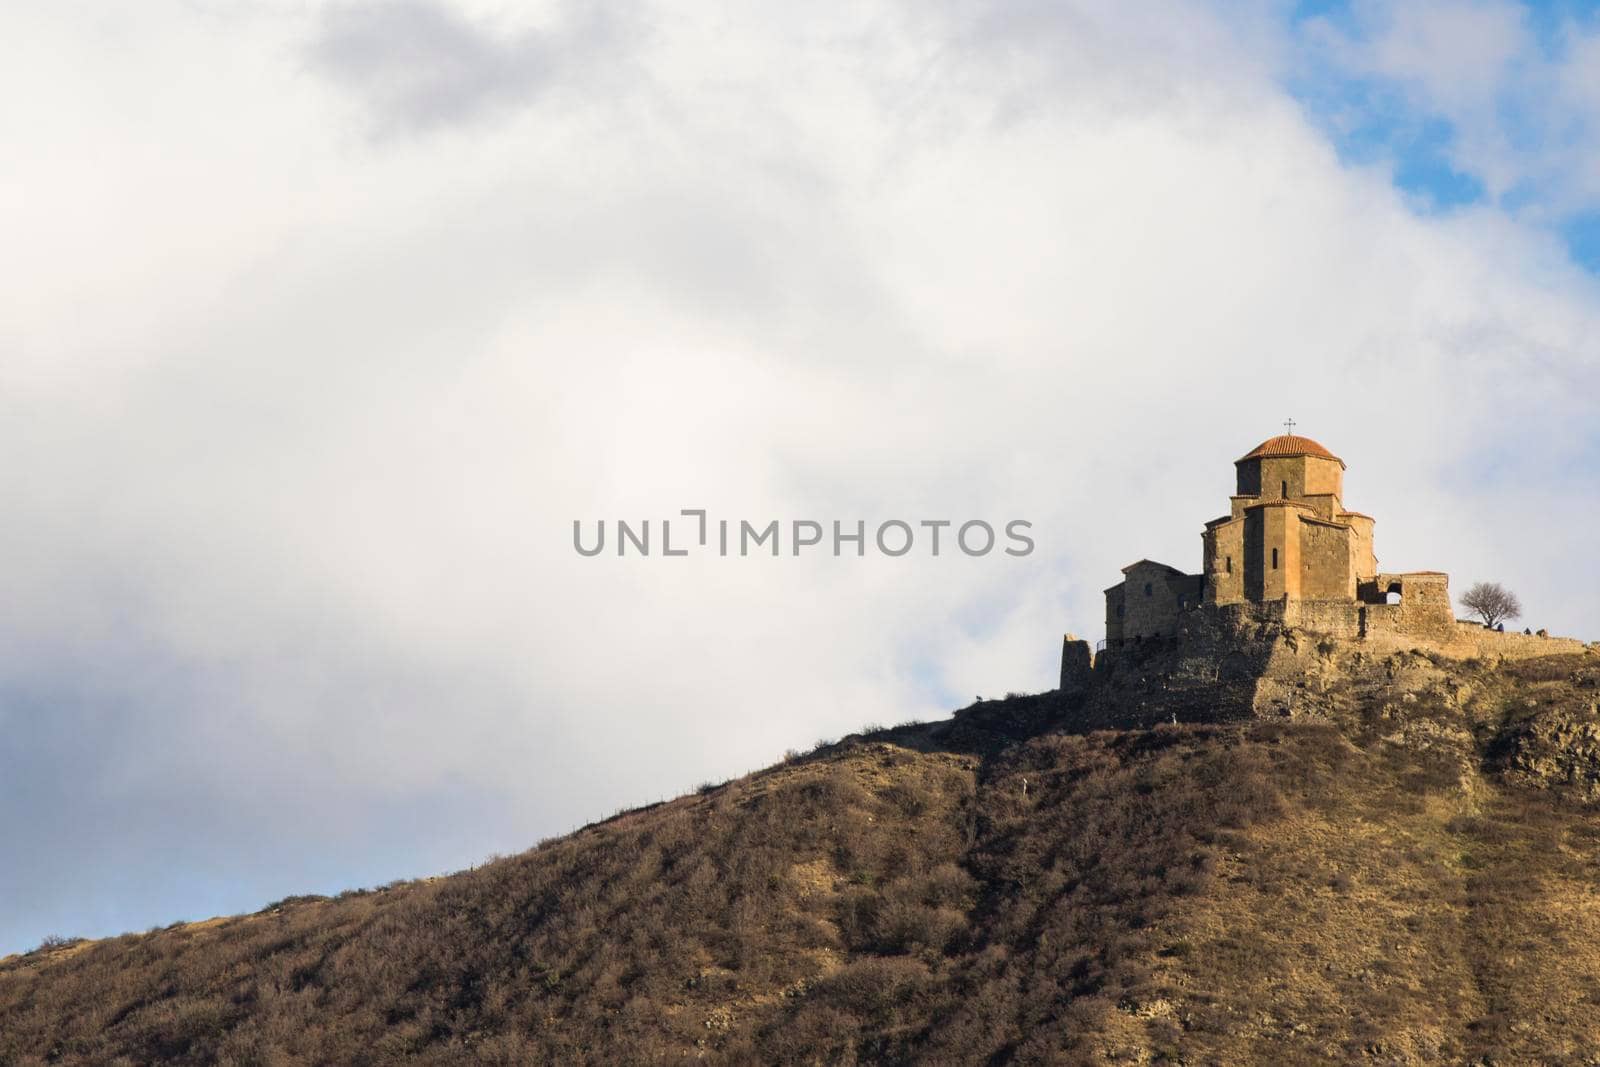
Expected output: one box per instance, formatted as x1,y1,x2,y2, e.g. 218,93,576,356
1104,432,1455,645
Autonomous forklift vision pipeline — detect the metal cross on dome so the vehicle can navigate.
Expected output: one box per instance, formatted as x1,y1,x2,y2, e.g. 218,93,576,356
1283,417,1296,435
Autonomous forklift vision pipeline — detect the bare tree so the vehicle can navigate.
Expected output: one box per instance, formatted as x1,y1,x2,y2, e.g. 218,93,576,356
1461,581,1522,629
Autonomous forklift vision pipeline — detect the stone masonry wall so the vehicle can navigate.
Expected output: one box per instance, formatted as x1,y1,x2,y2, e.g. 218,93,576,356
1281,598,1363,636
1359,573,1458,642
1117,562,1204,641
1344,514,1376,581
1299,520,1353,599
1105,584,1126,643
1204,519,1245,605
1060,635,1093,693
1076,602,1596,730
1453,624,1590,659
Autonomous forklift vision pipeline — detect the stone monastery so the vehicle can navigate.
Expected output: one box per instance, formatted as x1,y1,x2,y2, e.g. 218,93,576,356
1103,432,1470,648
1051,429,1591,722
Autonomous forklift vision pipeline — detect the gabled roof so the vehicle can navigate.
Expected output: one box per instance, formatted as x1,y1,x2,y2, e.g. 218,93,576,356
1105,558,1196,593
1119,558,1190,576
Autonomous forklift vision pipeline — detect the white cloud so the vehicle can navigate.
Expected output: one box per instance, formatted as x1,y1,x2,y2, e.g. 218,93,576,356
1,0,1597,952
305,1,643,134
1298,0,1600,215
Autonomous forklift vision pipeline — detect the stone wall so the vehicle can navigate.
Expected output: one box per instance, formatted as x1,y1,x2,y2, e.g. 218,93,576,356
1259,455,1297,500
1059,634,1093,693
1166,599,1589,664
1241,454,1345,503
1078,608,1278,727
1395,574,1455,639
1453,623,1591,660
1203,518,1245,605
1105,584,1126,643
1115,561,1203,642
1235,457,1262,497
1299,519,1353,599
1343,514,1376,582
1138,596,1590,662
1245,503,1302,601
1302,492,1340,521
1076,601,1596,730
1358,572,1457,642
1280,598,1363,636
1303,454,1344,497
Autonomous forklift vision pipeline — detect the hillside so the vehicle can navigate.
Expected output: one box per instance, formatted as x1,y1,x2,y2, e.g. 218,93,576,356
4,647,1600,1065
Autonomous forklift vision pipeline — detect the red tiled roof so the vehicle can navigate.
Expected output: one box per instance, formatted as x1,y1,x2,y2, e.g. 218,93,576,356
1237,434,1343,466
1244,498,1314,509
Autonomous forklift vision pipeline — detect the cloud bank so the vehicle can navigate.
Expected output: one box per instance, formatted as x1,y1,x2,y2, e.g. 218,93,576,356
1,0,1596,954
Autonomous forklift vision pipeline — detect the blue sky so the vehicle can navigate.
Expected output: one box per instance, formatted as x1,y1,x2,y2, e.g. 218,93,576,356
1,0,1597,957
1288,0,1600,268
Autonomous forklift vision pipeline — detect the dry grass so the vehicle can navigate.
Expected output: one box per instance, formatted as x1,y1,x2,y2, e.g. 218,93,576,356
5,656,1600,1064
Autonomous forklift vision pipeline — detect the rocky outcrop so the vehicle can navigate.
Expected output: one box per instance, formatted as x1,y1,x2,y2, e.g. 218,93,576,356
1493,704,1600,803
1079,615,1600,812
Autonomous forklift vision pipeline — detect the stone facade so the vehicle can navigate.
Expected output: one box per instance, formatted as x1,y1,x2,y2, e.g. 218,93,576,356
1104,560,1204,643
1069,432,1591,713
1203,436,1376,605
1059,634,1092,693
1102,433,1451,647
1072,596,1593,731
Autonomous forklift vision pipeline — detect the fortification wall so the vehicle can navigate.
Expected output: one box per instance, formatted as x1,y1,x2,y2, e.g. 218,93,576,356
1060,635,1093,693
1124,600,1594,665
1287,598,1360,635
1078,603,1596,729
1389,575,1456,641
1078,609,1277,727
1451,623,1591,660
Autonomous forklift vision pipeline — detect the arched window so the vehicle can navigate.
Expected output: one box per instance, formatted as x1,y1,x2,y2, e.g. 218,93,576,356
1144,582,1152,596
1271,547,1279,569
1281,480,1288,497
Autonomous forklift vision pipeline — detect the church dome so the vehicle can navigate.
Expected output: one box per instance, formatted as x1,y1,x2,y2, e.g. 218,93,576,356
1237,434,1343,466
